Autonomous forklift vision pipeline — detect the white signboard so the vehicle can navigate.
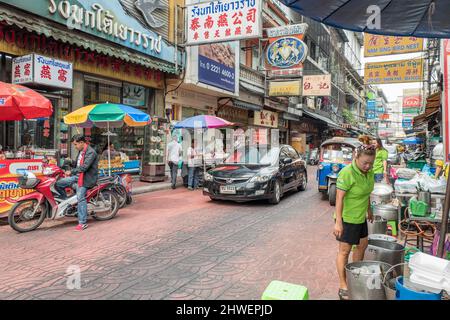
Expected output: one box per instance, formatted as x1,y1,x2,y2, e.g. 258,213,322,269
12,54,33,84
267,23,308,38
302,75,331,96
12,54,73,90
186,0,262,45
123,83,146,107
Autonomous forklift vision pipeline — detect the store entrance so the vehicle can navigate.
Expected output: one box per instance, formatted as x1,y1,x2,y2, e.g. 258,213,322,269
0,121,15,152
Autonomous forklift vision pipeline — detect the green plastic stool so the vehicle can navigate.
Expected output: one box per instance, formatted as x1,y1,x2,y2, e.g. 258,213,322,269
261,280,309,300
387,220,398,236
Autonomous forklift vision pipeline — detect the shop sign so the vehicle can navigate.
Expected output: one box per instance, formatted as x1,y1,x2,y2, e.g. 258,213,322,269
186,0,263,45
268,80,302,97
364,34,423,57
254,110,278,128
198,41,238,92
403,95,422,108
123,83,146,107
265,23,308,78
0,25,164,88
366,99,377,122
302,75,331,96
364,58,423,84
0,0,179,64
217,105,248,124
12,54,73,89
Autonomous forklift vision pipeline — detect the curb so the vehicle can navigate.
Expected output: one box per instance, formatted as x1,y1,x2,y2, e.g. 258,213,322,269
131,182,184,195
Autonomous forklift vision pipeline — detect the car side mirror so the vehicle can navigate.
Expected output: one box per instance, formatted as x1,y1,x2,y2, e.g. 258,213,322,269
282,158,293,165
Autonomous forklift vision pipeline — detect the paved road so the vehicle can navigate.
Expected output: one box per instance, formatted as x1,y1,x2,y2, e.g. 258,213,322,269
0,166,339,300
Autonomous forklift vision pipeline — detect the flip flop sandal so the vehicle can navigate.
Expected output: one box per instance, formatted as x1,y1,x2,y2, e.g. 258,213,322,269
338,289,349,300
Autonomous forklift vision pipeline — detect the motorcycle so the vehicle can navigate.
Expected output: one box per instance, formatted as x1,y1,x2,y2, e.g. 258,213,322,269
8,164,120,233
308,149,319,165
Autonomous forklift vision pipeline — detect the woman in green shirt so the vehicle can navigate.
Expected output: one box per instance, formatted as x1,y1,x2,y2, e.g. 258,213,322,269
373,138,389,183
334,142,376,300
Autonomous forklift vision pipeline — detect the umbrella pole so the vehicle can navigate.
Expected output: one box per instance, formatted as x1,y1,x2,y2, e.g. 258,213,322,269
107,121,111,177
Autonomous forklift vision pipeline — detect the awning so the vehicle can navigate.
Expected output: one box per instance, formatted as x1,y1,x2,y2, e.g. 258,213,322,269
240,82,265,96
302,109,342,130
232,99,262,112
413,91,441,127
0,7,179,73
281,0,450,38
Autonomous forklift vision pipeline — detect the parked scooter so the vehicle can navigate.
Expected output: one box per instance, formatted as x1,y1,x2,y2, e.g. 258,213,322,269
308,149,319,165
8,163,120,233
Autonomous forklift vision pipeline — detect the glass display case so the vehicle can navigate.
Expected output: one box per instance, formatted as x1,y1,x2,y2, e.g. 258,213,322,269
141,117,169,182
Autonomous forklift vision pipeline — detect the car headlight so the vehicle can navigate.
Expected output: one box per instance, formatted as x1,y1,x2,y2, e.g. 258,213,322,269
332,164,340,173
250,175,270,183
204,173,214,181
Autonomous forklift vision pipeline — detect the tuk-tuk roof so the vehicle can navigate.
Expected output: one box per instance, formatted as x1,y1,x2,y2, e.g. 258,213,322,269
320,137,362,149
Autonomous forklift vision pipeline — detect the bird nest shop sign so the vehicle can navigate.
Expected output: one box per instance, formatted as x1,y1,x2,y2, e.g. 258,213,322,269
186,0,263,45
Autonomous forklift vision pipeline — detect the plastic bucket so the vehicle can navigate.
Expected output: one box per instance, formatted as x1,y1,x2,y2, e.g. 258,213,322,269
345,261,392,300
395,276,442,300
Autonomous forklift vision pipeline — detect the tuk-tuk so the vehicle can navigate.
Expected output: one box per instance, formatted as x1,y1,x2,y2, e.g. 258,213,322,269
317,137,362,206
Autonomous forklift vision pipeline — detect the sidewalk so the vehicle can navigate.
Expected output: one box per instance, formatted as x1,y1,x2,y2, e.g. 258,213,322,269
131,171,185,195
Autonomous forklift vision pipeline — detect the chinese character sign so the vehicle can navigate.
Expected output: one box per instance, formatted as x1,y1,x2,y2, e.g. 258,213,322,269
302,75,331,96
33,54,73,89
364,34,423,57
12,54,33,84
187,0,262,45
364,58,423,84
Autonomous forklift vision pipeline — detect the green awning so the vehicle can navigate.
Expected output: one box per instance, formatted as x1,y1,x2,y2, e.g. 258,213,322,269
0,6,179,74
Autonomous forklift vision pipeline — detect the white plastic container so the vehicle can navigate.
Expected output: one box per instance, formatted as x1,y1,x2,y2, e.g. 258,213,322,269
409,272,450,294
409,252,450,275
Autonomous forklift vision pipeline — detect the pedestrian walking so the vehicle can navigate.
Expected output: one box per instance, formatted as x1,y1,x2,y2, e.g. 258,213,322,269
334,138,375,300
166,135,182,189
373,137,389,183
187,140,202,190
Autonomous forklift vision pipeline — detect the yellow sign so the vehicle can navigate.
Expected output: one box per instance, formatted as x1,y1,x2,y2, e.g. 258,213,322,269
268,80,302,97
364,59,423,84
254,110,279,128
364,34,423,57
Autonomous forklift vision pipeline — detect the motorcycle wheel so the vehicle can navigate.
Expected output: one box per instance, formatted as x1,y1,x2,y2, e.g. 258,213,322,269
8,200,47,233
92,190,120,221
114,184,128,208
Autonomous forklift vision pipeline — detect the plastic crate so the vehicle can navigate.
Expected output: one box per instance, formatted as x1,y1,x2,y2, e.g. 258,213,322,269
407,160,427,171
409,199,429,217
261,281,309,300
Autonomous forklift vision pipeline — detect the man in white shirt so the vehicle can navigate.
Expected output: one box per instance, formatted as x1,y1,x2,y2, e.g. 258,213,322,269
166,135,182,189
187,140,203,190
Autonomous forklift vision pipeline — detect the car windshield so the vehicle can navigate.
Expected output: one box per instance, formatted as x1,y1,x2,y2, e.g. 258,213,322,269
385,145,397,154
322,144,354,163
225,147,279,165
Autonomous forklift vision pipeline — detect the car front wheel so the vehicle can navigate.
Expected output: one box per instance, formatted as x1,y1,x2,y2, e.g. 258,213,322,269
297,173,307,191
268,180,282,205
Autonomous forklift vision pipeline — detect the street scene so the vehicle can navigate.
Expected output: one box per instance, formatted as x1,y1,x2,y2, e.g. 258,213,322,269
1,0,450,302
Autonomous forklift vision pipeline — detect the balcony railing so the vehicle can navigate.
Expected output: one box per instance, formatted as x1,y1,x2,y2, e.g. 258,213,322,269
240,64,265,89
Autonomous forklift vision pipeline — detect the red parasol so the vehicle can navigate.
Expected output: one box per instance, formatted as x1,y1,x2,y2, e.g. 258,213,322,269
0,81,53,120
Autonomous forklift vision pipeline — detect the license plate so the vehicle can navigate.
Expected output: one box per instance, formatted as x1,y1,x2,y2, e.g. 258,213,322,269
220,186,236,194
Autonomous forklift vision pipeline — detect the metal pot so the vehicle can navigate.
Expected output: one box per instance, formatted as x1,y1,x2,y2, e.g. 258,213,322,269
345,261,392,300
373,204,398,221
368,216,387,235
368,234,398,242
371,183,393,205
365,239,405,274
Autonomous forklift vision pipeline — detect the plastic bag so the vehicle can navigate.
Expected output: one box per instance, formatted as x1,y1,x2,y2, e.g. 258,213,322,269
396,168,418,180
417,174,447,194
395,178,419,194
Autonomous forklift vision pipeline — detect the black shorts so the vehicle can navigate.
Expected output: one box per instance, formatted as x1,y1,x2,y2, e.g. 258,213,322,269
336,220,368,245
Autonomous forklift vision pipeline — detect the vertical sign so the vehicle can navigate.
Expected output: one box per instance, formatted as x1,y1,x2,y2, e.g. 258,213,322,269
442,39,450,161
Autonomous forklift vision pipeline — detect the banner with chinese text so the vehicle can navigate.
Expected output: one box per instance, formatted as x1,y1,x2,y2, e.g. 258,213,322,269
364,59,423,84
187,0,262,45
364,34,423,57
302,75,331,96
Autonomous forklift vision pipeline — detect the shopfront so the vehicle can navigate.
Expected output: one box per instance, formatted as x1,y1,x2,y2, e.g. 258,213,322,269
290,118,323,155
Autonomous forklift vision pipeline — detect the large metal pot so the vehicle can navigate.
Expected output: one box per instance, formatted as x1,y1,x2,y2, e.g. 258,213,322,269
368,234,398,242
368,216,387,235
373,204,398,221
345,261,392,300
371,183,393,205
365,239,405,274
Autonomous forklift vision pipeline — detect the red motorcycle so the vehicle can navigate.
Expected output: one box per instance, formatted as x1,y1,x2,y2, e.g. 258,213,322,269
8,164,120,233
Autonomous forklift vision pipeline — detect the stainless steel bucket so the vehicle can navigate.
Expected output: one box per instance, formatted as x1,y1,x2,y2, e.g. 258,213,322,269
345,261,392,300
368,234,397,242
368,216,387,235
373,204,398,221
365,239,405,274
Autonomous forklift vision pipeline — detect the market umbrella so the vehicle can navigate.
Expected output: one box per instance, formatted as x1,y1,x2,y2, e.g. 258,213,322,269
64,103,151,175
0,81,53,120
280,0,450,38
173,115,234,174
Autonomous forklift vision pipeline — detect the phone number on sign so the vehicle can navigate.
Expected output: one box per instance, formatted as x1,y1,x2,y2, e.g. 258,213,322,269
206,62,235,80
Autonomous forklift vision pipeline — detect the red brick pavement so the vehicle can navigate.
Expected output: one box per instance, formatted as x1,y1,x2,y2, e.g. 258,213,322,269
0,167,340,300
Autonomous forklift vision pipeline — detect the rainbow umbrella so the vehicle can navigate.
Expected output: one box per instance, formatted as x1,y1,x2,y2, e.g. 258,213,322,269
64,103,151,175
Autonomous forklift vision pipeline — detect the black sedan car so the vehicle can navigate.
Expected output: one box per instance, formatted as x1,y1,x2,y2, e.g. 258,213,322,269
203,145,307,204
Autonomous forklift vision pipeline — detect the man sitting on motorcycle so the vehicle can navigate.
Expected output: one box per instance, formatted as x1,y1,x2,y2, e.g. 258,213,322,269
55,134,99,231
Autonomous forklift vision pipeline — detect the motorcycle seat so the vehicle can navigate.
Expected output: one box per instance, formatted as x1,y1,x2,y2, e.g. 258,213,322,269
97,176,115,184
